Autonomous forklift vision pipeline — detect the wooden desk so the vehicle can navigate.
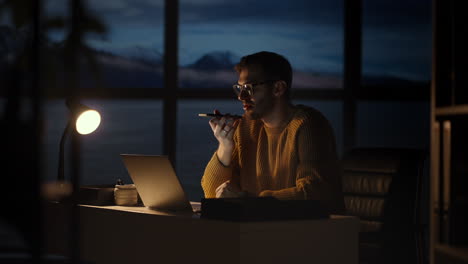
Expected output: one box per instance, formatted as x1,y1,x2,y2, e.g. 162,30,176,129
44,202,359,264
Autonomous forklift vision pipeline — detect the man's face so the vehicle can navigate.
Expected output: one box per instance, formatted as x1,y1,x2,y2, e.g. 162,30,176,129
236,68,275,120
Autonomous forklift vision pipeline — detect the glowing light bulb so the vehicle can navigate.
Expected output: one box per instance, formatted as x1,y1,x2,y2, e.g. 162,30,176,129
76,110,101,135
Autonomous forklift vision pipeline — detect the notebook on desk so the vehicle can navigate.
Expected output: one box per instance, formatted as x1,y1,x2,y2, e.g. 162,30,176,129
120,154,195,213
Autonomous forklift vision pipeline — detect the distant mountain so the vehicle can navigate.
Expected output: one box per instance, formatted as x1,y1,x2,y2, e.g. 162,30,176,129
0,27,425,91
77,49,164,89
104,46,163,67
293,70,342,89
190,51,239,70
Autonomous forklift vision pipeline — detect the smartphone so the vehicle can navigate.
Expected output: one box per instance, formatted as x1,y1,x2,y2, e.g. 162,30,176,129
198,113,242,119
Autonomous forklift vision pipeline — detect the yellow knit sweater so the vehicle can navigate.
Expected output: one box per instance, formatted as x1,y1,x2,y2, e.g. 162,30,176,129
201,105,345,214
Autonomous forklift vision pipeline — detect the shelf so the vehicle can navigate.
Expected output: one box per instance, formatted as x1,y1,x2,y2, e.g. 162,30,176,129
435,244,468,263
435,105,468,116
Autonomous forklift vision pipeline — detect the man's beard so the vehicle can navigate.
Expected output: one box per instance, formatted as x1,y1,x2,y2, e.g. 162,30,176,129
245,95,275,120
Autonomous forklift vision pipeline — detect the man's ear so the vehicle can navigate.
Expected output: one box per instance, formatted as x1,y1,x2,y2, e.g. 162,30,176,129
273,80,288,97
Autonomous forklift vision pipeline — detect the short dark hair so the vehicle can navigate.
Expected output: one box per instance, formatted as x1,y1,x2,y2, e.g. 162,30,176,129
235,51,293,97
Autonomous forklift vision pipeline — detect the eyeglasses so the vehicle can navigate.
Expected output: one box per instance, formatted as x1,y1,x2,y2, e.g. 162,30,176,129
232,80,278,97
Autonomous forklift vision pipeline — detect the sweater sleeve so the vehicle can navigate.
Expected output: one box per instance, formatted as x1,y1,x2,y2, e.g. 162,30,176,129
201,142,240,198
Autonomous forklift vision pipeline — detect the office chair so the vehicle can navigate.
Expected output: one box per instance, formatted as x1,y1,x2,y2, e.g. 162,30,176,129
341,148,427,264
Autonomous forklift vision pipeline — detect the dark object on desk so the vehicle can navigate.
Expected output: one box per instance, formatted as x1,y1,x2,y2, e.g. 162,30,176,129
201,197,329,221
78,185,115,206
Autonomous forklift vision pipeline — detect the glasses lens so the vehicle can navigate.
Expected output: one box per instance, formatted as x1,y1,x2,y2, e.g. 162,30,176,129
233,84,242,95
232,84,254,96
244,84,253,96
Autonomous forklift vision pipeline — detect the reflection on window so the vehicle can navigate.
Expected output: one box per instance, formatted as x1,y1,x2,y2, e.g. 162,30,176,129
44,0,165,89
179,0,343,89
356,101,429,149
43,99,163,185
85,0,165,89
176,99,240,201
362,0,431,86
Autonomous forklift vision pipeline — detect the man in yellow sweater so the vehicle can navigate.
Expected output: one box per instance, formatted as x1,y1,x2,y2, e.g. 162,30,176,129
201,51,345,214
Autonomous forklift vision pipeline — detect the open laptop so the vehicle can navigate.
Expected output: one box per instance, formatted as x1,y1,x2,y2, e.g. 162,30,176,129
120,154,196,213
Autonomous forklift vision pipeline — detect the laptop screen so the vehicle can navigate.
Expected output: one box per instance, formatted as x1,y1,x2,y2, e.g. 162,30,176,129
120,154,193,212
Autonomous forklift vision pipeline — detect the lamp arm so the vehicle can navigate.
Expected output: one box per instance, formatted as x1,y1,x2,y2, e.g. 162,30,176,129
57,121,72,182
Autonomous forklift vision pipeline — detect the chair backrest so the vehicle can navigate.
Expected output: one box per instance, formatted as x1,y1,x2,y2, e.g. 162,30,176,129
342,148,427,264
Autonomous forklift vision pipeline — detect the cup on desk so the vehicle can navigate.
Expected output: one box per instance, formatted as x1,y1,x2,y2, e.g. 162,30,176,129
114,184,138,206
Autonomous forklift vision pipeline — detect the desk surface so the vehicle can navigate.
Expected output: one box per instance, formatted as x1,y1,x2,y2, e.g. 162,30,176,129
45,202,359,264
81,201,202,217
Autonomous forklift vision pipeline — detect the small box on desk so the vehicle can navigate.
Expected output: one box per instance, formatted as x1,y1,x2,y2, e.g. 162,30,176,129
78,185,115,206
201,197,329,221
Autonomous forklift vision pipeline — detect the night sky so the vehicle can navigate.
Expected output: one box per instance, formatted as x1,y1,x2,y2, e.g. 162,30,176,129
42,0,431,80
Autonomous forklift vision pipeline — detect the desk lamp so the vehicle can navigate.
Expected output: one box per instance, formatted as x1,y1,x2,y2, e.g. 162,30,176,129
57,99,101,182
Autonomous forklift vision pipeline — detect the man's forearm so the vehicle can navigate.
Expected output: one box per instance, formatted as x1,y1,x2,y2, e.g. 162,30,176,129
216,144,233,166
202,151,235,198
258,187,304,200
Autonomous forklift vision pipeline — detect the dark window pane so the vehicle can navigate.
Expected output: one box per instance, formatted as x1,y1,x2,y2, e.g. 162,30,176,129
356,101,429,148
43,99,163,185
362,0,431,86
179,0,343,90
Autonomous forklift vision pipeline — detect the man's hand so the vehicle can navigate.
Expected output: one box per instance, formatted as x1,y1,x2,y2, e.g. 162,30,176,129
215,180,242,198
209,109,240,166
209,109,239,145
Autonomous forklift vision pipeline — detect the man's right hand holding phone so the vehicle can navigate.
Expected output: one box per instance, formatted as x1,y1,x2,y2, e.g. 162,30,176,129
209,109,240,166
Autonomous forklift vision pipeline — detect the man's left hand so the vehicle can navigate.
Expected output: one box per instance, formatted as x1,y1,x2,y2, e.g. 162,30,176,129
215,180,242,198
